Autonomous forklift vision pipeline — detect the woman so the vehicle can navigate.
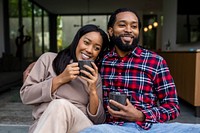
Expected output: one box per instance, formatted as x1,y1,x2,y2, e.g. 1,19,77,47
20,24,109,133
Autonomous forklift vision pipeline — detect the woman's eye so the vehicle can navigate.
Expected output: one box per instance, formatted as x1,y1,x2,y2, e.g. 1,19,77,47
94,46,101,51
84,41,90,45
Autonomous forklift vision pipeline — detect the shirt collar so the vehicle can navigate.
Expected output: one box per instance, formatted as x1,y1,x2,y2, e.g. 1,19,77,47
108,46,142,58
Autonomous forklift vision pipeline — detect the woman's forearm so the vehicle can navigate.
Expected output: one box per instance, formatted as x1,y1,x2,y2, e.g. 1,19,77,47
89,90,99,115
52,76,63,93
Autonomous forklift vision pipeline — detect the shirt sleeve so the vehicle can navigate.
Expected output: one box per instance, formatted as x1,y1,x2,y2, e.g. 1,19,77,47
140,58,180,123
20,54,54,105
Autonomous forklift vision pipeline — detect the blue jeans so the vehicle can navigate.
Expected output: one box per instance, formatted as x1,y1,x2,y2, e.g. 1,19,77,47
79,122,200,133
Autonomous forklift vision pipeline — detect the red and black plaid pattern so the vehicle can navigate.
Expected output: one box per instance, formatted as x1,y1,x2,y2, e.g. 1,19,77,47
100,46,180,130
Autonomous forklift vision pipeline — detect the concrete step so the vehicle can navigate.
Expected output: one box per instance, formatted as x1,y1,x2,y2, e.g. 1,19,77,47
0,102,33,125
0,124,29,133
0,87,32,133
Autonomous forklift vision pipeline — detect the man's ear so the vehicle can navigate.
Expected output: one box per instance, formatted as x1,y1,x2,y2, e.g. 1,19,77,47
108,27,113,37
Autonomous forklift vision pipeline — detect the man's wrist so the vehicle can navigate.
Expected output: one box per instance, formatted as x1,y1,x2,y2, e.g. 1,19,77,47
138,111,145,122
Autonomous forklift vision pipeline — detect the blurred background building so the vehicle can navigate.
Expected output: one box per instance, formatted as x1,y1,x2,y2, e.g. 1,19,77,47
0,0,200,132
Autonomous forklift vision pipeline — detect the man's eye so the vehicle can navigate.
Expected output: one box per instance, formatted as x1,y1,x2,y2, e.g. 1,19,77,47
131,25,137,29
119,24,125,27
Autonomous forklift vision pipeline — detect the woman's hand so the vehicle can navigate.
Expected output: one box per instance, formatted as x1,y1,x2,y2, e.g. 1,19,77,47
60,62,80,82
23,62,36,82
52,62,80,93
80,62,99,115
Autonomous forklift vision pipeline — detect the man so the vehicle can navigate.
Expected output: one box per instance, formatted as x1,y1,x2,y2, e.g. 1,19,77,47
79,8,200,133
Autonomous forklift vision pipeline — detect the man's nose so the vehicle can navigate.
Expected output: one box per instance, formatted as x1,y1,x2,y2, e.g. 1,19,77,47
125,25,132,33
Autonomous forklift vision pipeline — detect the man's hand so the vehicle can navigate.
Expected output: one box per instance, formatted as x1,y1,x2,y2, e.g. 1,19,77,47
23,62,35,82
107,99,145,122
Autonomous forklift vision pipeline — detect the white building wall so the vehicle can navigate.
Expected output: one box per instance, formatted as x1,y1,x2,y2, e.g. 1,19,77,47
162,0,177,51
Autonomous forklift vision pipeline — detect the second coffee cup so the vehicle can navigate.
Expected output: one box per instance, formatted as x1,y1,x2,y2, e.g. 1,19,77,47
109,92,127,111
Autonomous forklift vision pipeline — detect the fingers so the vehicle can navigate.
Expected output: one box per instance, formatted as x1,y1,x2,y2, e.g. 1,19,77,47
108,100,126,111
23,62,36,82
23,70,29,82
107,105,126,119
107,99,141,121
126,98,132,105
28,62,36,69
91,62,98,71
66,62,80,75
60,63,80,82
108,98,131,111
69,62,79,67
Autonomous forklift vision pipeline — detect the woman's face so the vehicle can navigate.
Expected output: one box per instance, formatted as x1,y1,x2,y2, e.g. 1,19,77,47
76,31,103,61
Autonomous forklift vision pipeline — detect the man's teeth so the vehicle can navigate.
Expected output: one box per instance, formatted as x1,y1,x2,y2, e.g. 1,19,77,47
123,36,132,42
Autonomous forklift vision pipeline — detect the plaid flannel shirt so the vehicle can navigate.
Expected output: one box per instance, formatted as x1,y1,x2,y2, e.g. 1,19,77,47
100,46,180,130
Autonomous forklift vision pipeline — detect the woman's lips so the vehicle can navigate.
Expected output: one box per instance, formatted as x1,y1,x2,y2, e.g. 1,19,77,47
81,53,90,60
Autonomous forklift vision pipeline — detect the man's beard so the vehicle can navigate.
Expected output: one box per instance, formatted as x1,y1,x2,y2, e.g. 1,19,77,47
110,34,139,52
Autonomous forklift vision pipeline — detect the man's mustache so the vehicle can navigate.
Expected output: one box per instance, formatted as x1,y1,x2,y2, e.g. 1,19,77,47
119,34,134,38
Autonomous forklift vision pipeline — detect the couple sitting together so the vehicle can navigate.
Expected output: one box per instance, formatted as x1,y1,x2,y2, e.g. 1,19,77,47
21,8,200,133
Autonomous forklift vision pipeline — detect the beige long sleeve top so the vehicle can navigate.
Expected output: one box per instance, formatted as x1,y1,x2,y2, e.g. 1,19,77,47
20,52,105,126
